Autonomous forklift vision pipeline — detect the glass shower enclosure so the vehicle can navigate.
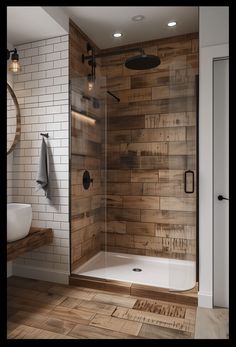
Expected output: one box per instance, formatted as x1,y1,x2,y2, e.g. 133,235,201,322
70,76,107,275
70,47,198,293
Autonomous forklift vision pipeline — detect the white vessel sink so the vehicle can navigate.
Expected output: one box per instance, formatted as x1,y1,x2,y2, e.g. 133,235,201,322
7,204,32,242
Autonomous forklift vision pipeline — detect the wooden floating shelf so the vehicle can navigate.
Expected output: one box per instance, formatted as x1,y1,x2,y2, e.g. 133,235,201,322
7,227,53,261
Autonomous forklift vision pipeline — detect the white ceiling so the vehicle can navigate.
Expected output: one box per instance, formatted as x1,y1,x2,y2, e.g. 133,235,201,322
7,6,198,49
7,6,67,45
63,6,199,49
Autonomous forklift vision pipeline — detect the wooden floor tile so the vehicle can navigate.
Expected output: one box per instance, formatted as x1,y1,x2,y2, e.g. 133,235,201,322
194,307,229,339
7,276,53,292
68,322,143,339
8,285,66,306
48,285,95,301
112,306,195,333
89,313,142,336
8,324,43,339
7,286,39,300
76,299,117,316
7,321,18,335
139,323,192,339
8,324,76,339
118,319,142,336
92,292,137,308
133,299,187,318
35,292,66,306
40,317,76,335
48,305,95,324
7,295,56,314
59,297,83,309
8,310,48,329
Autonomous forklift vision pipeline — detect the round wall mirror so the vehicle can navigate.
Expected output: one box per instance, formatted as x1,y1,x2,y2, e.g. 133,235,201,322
7,82,21,155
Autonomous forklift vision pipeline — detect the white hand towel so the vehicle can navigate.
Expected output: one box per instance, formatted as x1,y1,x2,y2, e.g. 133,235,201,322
36,137,49,197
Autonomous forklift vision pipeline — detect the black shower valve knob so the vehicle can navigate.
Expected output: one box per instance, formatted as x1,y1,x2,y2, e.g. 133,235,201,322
83,170,93,190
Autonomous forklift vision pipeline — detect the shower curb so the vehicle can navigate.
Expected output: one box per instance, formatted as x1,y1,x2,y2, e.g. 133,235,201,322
69,274,198,306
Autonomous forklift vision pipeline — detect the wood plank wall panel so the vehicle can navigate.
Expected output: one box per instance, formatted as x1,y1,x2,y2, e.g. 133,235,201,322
101,33,198,260
70,20,105,270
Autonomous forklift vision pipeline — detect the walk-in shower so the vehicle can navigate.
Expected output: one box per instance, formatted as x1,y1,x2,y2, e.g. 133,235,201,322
70,28,198,295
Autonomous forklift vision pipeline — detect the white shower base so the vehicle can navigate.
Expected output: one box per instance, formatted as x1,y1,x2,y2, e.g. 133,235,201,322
73,251,196,291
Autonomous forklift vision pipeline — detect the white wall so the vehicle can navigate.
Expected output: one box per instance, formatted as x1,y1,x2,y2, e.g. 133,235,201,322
7,41,14,205
7,42,14,276
199,6,229,307
9,35,70,284
42,7,69,33
200,7,229,47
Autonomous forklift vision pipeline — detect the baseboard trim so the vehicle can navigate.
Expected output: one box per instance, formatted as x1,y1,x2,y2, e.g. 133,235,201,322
12,263,69,284
198,291,213,308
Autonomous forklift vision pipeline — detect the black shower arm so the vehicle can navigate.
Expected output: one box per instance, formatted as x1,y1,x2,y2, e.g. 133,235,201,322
107,91,120,102
82,47,144,61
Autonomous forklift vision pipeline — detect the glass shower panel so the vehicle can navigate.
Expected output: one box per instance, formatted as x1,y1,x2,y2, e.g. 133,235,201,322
70,76,107,277
167,56,198,291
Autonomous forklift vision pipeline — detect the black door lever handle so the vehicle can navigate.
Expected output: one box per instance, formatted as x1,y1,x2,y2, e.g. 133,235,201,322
218,195,229,201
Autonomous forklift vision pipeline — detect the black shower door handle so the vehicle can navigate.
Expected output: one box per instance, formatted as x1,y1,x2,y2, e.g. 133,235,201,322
184,170,194,194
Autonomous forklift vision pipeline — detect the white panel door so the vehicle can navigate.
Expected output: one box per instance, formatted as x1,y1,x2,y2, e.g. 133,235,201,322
213,58,229,308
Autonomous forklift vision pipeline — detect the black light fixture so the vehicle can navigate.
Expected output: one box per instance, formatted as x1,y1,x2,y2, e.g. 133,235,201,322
7,48,21,73
82,43,96,91
87,56,96,91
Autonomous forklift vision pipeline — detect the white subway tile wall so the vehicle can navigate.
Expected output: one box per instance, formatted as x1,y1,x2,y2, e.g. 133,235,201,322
8,35,70,274
7,60,14,202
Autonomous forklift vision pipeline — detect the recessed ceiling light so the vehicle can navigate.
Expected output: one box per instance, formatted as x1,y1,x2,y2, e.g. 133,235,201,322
132,15,145,22
168,21,177,27
113,32,122,38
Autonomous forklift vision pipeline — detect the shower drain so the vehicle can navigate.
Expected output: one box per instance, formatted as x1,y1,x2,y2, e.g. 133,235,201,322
132,268,142,272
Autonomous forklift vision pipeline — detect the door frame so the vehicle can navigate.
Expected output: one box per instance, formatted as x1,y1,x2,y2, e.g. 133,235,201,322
213,57,229,308
198,43,229,308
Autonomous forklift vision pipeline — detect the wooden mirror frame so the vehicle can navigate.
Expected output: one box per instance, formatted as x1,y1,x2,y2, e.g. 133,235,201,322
7,82,21,155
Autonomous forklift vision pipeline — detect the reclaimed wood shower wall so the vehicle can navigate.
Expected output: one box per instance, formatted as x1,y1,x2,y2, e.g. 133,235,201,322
70,20,105,270
101,33,198,260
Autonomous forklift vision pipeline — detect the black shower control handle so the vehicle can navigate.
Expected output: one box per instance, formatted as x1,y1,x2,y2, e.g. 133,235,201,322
83,170,93,190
